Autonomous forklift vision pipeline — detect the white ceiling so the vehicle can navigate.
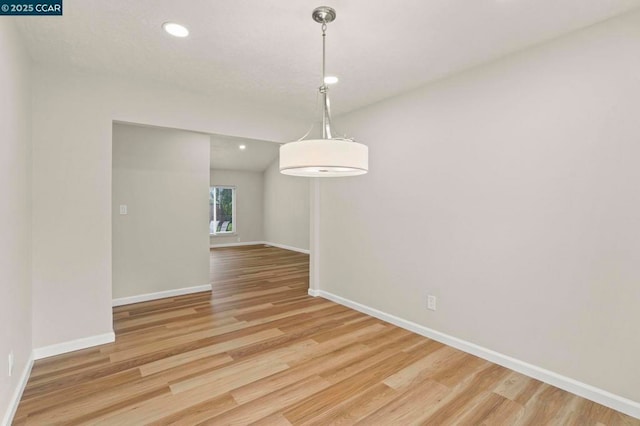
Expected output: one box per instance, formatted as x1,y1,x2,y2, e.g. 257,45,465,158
15,0,640,119
210,134,279,172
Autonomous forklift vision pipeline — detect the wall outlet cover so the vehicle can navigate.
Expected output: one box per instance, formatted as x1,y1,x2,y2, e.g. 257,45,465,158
427,295,437,311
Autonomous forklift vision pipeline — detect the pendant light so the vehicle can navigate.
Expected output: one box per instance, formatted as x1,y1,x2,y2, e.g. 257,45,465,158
280,6,368,177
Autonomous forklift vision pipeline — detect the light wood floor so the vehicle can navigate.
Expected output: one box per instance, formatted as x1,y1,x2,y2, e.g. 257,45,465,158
14,245,639,425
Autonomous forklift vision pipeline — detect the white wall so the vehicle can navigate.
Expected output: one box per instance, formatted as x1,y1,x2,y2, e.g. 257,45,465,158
112,124,210,299
0,21,32,423
319,10,640,403
31,67,305,349
210,169,264,246
263,159,310,251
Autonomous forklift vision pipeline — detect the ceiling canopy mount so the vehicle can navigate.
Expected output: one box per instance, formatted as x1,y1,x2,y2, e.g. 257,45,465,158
312,6,336,24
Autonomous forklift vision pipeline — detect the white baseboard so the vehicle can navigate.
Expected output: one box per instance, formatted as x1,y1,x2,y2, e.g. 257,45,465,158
33,331,115,360
210,241,264,248
210,240,310,254
263,241,310,254
112,284,212,307
314,289,640,420
1,352,34,426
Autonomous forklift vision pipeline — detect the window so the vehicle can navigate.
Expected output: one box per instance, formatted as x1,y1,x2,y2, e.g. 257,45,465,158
210,186,236,235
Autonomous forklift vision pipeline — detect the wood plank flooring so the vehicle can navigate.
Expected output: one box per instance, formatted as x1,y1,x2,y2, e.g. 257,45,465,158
14,245,640,425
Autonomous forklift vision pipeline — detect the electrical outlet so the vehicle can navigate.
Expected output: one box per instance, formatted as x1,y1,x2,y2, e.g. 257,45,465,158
427,295,437,311
8,351,14,377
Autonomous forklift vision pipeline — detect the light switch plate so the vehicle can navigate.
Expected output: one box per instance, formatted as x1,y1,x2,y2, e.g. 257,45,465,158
8,351,13,377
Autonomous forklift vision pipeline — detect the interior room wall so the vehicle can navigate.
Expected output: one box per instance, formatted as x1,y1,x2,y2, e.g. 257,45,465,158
112,124,210,299
30,66,306,349
0,21,32,423
210,169,264,246
319,10,640,403
263,159,310,251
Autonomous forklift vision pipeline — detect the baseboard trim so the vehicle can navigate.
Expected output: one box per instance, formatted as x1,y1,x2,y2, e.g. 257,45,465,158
33,331,115,360
1,352,34,426
264,241,310,254
210,240,310,254
210,241,264,248
112,284,212,307
315,289,640,419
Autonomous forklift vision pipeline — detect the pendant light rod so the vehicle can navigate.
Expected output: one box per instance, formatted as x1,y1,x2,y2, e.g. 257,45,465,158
322,23,326,85
321,24,333,139
314,6,336,140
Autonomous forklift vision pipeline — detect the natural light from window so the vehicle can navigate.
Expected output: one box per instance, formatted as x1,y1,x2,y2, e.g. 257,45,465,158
210,186,235,235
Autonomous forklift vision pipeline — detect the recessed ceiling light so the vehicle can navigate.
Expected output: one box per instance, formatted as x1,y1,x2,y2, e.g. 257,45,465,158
239,145,246,150
324,76,339,85
162,22,189,38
